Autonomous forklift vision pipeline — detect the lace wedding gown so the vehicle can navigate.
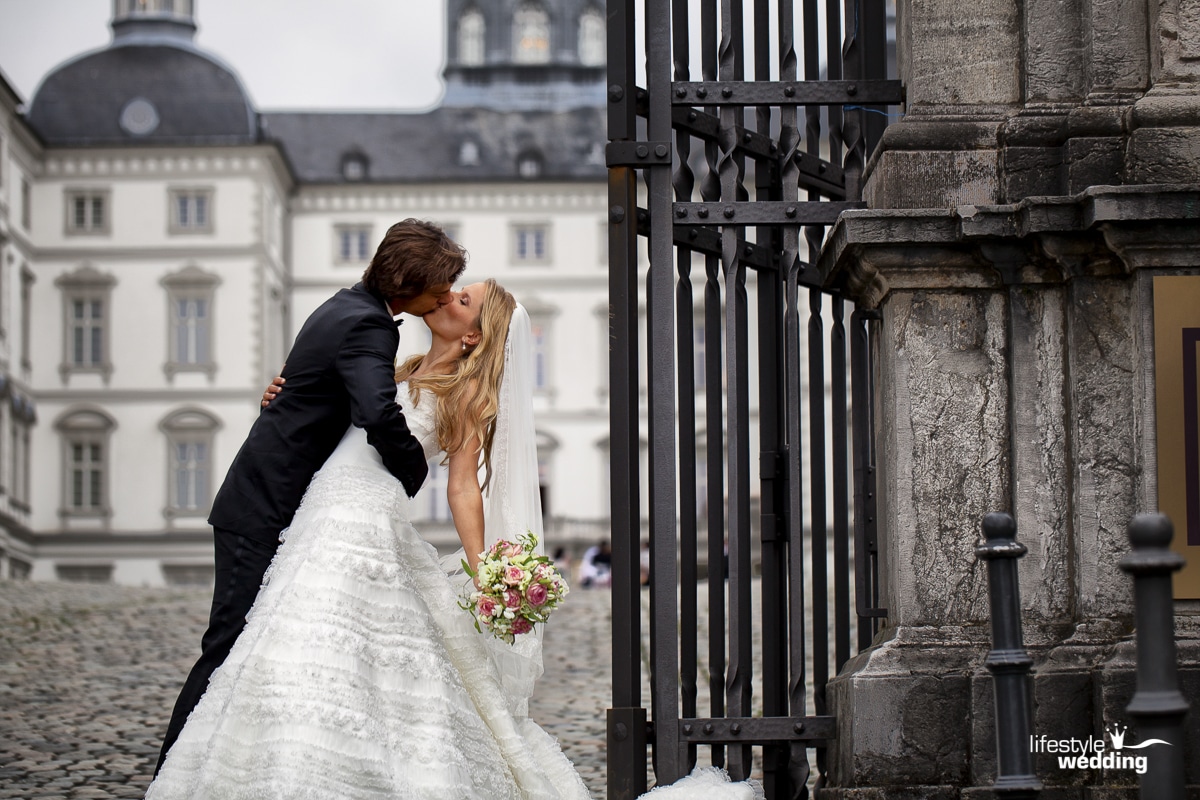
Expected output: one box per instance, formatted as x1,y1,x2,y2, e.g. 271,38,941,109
146,383,591,800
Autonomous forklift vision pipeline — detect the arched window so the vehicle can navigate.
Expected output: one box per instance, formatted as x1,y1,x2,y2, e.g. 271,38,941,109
579,6,605,66
161,408,220,518
56,408,116,520
459,7,485,66
516,149,544,179
513,2,551,64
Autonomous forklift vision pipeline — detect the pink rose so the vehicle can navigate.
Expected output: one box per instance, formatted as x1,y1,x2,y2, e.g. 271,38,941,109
476,596,499,618
526,582,549,606
504,566,525,586
511,617,533,635
503,543,523,558
503,589,522,609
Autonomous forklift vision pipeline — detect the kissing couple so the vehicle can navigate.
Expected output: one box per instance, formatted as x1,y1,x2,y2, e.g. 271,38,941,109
146,219,761,799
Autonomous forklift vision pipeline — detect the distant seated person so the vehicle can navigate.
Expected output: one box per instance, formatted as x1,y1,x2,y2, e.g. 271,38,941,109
579,539,612,588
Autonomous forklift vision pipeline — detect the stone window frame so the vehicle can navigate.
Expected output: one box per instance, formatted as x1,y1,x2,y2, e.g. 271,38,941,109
20,266,34,372
513,1,551,64
55,407,116,522
523,296,558,396
20,177,31,230
160,407,220,520
55,563,114,583
334,223,374,264
168,186,214,234
458,5,485,66
161,265,220,379
56,265,117,382
9,404,32,511
578,5,606,66
511,222,551,265
64,188,111,236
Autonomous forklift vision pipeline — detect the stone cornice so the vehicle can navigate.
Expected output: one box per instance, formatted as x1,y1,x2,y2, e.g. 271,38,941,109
294,183,606,213
819,184,1200,307
41,144,295,190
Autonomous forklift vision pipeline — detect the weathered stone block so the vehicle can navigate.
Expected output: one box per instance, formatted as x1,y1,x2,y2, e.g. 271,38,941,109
1066,137,1125,194
1126,126,1200,183
865,150,1001,209
904,0,1021,107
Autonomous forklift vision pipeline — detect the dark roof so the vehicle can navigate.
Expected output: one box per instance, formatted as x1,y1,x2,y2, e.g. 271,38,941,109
26,43,256,146
262,106,607,183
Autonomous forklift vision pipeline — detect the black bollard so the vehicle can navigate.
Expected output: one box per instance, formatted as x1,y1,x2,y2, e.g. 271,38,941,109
1119,513,1189,800
976,512,1042,798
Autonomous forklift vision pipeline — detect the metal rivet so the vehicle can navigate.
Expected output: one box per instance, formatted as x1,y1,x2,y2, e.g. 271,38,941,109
769,143,778,153
794,152,804,163
655,144,669,158
721,87,733,98
703,723,715,735
794,722,805,734
785,206,797,218
688,229,698,240
636,145,649,159
819,164,827,174
697,207,709,219
676,86,688,98
744,245,753,257
609,84,624,102
676,206,688,218
846,84,858,96
696,87,708,99
731,723,742,735
682,724,693,735
784,85,795,97
743,133,752,143
688,110,698,121
610,206,626,223
723,206,735,219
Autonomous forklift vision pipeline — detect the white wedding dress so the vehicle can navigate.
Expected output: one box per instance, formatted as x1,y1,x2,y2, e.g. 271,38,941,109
146,382,591,800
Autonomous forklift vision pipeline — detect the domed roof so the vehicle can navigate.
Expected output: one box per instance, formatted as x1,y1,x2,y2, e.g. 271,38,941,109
26,42,257,146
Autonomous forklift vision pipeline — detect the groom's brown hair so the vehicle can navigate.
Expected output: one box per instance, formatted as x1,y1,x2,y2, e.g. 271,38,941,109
363,219,467,300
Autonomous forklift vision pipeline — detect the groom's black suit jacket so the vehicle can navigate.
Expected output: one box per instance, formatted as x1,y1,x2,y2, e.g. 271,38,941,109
208,282,428,546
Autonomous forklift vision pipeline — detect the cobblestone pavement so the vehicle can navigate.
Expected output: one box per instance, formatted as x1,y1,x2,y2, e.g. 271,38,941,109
0,579,618,799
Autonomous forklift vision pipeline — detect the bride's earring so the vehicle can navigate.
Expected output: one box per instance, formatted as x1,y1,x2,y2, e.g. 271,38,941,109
462,341,467,352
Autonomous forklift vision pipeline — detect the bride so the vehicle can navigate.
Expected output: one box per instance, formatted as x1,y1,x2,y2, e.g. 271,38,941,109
147,276,761,800
146,279,590,799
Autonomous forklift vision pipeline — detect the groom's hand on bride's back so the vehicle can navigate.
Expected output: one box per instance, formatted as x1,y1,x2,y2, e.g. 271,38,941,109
261,375,285,409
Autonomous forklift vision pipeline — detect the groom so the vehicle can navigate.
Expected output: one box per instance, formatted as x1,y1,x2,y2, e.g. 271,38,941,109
155,219,467,772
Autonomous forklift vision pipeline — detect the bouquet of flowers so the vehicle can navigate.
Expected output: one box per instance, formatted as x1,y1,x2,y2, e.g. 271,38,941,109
460,531,569,644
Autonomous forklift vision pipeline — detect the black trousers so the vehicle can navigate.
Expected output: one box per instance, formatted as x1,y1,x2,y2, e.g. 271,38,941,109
155,527,278,774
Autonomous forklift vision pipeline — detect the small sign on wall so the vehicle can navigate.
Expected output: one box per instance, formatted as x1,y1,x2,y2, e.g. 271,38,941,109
1154,275,1200,599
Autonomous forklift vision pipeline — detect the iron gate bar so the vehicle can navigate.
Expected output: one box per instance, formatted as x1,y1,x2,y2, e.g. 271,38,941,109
645,0,685,785
671,0,700,777
606,0,646,797
679,716,837,743
850,308,887,645
831,298,853,673
673,201,865,224
671,80,903,106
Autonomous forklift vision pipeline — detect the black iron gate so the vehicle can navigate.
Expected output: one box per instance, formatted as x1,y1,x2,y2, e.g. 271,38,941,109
605,1,900,797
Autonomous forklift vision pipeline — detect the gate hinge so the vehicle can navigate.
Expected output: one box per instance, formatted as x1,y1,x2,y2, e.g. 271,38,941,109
606,141,673,167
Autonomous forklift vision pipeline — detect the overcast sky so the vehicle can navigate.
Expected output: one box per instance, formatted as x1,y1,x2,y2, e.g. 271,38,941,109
0,0,449,111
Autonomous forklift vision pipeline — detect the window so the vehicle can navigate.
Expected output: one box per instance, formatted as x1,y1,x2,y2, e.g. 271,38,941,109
162,266,220,378
20,268,33,370
55,564,114,583
579,6,605,66
513,2,550,64
10,410,31,509
21,177,31,230
169,188,212,233
459,141,481,167
65,190,110,235
459,7,485,65
335,225,373,263
512,224,550,264
56,409,115,520
341,153,369,182
56,266,117,380
416,457,452,522
535,431,560,518
161,408,219,518
162,564,215,586
516,150,544,179
524,298,557,393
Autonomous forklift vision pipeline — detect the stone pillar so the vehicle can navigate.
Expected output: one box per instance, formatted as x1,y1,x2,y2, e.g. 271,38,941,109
817,188,1200,798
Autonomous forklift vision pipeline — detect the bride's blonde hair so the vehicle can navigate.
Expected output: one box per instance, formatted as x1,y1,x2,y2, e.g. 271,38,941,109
395,278,516,486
